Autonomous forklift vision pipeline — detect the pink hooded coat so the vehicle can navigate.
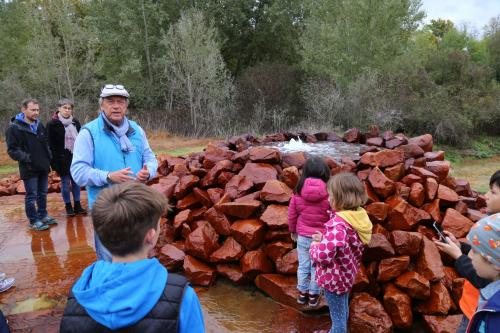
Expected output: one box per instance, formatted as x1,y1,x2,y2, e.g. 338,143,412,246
288,178,331,237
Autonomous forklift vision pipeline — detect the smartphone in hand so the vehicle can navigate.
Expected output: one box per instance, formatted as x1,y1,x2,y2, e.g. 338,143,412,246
432,221,449,244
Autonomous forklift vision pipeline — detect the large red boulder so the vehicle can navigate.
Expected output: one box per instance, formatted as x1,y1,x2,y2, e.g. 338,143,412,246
368,167,396,198
396,144,425,159
217,200,261,219
363,234,395,261
416,237,445,282
183,255,216,286
224,175,254,199
416,282,452,315
230,219,267,250
158,244,186,270
209,237,245,263
343,128,362,143
389,231,423,256
238,162,278,187
437,185,460,204
365,202,389,223
360,150,405,168
184,223,220,261
202,143,234,169
408,134,433,152
425,161,451,182
207,188,224,205
385,197,421,231
192,187,213,207
422,314,463,333
441,208,474,239
281,152,306,168
263,241,294,262
425,177,439,201
348,293,393,333
260,204,288,230
248,146,281,164
200,159,233,187
395,271,431,299
260,180,292,203
240,249,274,278
173,209,192,232
150,175,179,199
216,263,247,284
275,249,298,275
383,163,405,182
377,256,410,282
174,174,200,198
383,284,413,329
203,207,231,236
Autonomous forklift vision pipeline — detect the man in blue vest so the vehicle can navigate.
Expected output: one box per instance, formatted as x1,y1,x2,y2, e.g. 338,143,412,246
71,84,158,261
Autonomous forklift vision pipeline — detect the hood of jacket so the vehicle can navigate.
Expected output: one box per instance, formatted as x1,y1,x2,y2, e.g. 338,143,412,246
72,258,167,330
337,208,373,244
300,178,328,203
14,112,39,133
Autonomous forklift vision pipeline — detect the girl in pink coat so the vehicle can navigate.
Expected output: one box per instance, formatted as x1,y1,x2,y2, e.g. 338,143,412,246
310,172,372,333
288,156,331,307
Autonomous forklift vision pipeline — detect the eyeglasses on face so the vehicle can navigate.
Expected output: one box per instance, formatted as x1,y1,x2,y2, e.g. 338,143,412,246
102,84,125,90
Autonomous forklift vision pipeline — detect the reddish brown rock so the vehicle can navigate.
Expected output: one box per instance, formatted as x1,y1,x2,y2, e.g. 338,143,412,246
410,166,439,181
217,200,261,219
209,237,245,263
418,225,438,241
385,137,406,149
184,222,220,261
174,174,200,198
171,163,190,177
455,179,473,196
158,244,186,270
157,154,185,175
442,266,460,292
383,284,413,329
365,202,389,223
467,208,486,222
230,219,267,250
231,149,250,164
452,278,465,306
151,175,179,199
442,176,458,191
390,231,423,256
360,149,405,168
425,161,451,181
383,163,405,182
275,249,298,275
239,162,278,187
176,193,200,210
200,159,234,187
265,230,293,243
372,224,390,239
396,144,425,159
173,209,192,232
260,180,292,203
377,256,410,282
207,188,224,205
368,167,395,198
217,171,234,187
364,182,380,203
425,177,439,202
363,234,395,261
455,200,469,215
240,249,274,278
248,146,281,164
260,204,288,230
437,185,459,204
183,255,216,286
263,241,294,262
192,187,213,207
348,293,393,333
408,134,433,152
216,263,247,284
409,182,425,207
424,150,445,162
203,207,231,236
423,199,442,222
224,174,254,199
280,166,300,189
343,128,362,143
357,168,372,181
401,174,422,187
416,282,452,315
416,237,445,282
352,263,370,292
202,143,234,169
360,146,379,155
234,191,261,202
386,198,420,231
281,152,306,168
366,137,384,146
441,208,474,239
395,271,431,299
422,314,463,333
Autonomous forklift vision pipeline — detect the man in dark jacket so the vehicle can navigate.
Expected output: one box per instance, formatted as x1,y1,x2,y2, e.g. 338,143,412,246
5,98,59,231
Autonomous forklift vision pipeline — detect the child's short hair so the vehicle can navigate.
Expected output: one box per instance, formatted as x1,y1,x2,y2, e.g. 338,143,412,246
327,172,367,210
490,170,500,189
91,182,168,256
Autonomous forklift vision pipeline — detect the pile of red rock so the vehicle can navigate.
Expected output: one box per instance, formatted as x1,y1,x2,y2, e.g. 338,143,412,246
0,172,61,196
152,128,486,332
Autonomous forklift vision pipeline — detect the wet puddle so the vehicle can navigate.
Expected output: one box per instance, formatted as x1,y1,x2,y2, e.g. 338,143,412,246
0,192,329,332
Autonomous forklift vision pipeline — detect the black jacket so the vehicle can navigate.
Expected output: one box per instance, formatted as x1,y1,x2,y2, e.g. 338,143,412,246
46,114,81,176
5,117,52,180
59,273,188,333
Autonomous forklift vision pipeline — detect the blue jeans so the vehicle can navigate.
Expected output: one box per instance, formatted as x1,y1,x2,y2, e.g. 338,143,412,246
23,172,48,224
60,174,80,204
324,290,349,333
456,315,469,333
94,233,112,262
297,235,320,295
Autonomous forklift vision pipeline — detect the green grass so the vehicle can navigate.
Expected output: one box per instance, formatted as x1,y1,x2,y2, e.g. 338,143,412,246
0,165,17,177
154,145,206,157
435,136,500,163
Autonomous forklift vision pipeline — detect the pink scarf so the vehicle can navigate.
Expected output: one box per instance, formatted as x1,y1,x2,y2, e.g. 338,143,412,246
57,113,78,152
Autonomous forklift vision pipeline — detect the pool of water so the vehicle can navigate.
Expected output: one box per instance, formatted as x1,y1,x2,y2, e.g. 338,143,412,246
263,140,364,162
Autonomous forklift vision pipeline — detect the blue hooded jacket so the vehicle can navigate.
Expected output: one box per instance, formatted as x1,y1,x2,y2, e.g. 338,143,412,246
72,258,204,332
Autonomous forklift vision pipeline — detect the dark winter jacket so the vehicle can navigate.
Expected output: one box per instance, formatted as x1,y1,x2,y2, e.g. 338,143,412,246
46,113,81,176
5,116,52,179
467,288,500,333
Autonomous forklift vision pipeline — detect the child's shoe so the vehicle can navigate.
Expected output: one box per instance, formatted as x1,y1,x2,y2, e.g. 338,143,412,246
74,201,87,215
0,277,15,293
297,291,308,305
65,203,75,216
308,293,320,307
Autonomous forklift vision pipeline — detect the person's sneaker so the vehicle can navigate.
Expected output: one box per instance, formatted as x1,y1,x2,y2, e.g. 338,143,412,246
73,201,87,215
41,216,58,225
0,272,5,281
30,220,49,231
297,291,308,305
308,294,320,307
0,277,15,293
65,203,75,216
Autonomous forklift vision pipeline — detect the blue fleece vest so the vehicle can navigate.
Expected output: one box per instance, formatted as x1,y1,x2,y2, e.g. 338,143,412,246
84,116,144,207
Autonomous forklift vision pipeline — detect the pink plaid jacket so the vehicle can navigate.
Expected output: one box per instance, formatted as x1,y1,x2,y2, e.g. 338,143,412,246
309,213,365,294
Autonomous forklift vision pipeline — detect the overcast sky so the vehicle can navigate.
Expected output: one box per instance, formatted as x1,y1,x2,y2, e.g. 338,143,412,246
421,0,500,34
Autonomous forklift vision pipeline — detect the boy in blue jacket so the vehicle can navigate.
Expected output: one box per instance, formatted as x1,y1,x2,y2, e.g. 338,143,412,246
60,182,204,332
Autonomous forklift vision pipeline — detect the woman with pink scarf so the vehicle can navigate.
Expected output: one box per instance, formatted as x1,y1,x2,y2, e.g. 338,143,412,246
47,99,87,216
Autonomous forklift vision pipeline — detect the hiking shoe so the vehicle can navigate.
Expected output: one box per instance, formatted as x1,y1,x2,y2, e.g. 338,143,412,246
41,216,58,225
30,220,49,231
0,277,15,293
73,201,87,215
297,291,308,305
308,294,320,307
65,203,75,216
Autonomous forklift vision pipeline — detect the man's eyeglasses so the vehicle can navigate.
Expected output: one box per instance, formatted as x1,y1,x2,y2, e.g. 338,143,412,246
102,84,125,90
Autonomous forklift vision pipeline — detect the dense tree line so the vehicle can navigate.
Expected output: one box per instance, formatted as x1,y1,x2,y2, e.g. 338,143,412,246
0,0,499,143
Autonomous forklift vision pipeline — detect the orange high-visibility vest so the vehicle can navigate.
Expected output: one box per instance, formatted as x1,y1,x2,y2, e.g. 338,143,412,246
459,279,480,320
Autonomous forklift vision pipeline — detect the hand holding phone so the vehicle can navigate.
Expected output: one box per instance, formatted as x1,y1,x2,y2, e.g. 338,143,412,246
432,221,449,244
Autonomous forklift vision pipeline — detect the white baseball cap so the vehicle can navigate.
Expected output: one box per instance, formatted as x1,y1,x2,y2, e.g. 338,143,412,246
100,84,130,98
